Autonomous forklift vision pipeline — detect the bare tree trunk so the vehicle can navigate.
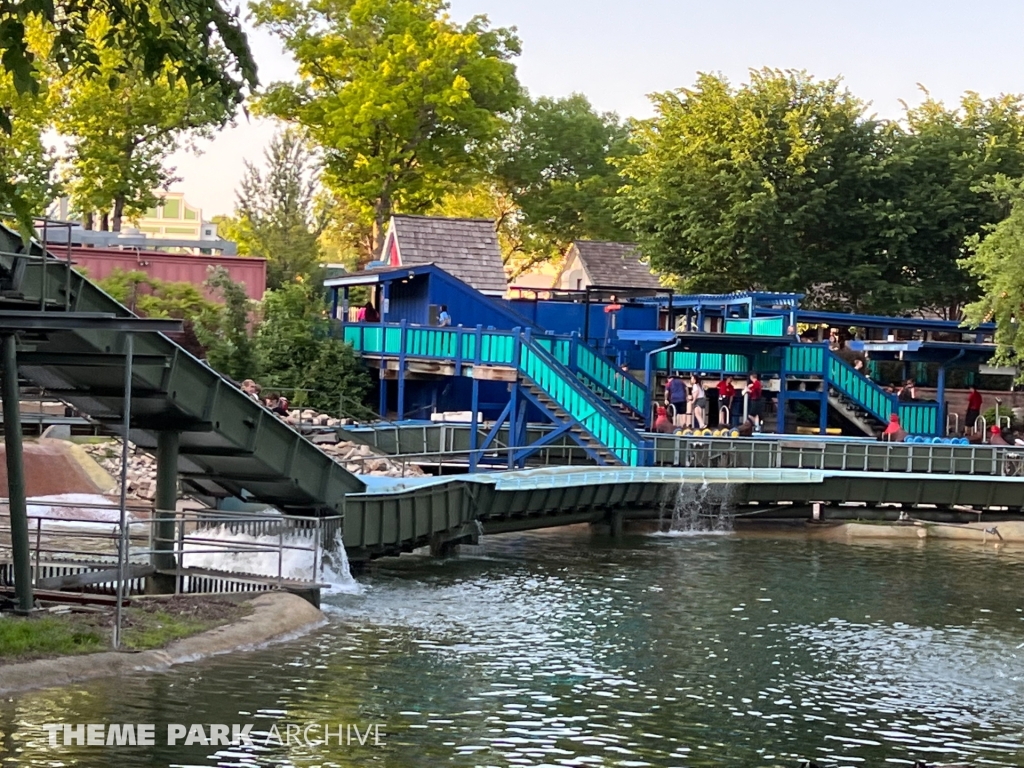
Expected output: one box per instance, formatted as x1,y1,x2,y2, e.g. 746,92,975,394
84,212,94,231
112,197,125,232
100,211,110,232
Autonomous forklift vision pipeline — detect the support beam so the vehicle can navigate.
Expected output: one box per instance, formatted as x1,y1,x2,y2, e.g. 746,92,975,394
1,334,32,613
152,430,180,574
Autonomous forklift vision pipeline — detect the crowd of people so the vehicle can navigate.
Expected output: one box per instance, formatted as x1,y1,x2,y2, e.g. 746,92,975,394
656,372,764,434
241,379,290,417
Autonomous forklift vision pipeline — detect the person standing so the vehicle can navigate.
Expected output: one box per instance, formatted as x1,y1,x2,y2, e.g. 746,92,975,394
666,373,688,428
747,372,764,432
438,305,452,327
965,385,983,432
717,376,735,426
898,378,916,402
690,374,707,430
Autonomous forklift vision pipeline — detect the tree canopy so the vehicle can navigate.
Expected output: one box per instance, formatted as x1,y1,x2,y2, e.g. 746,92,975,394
1,0,257,235
54,16,236,231
961,177,1024,375
251,0,522,257
492,93,634,277
218,128,329,289
616,69,894,310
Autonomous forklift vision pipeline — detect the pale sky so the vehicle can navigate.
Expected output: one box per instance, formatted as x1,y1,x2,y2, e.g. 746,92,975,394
169,0,1024,219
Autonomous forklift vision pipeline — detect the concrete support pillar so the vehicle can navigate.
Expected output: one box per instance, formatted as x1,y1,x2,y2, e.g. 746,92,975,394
152,430,180,575
1,334,33,613
609,509,624,538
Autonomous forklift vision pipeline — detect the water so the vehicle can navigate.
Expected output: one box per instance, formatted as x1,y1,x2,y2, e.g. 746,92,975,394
658,482,734,533
3,525,1024,767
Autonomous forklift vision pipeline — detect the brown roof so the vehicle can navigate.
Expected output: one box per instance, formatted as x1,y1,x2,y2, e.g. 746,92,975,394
572,241,662,290
390,215,507,295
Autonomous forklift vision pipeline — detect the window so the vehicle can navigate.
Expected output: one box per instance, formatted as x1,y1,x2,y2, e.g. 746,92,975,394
162,199,180,219
183,207,197,220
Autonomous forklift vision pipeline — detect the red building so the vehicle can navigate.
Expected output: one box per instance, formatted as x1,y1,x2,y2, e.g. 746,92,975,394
69,247,267,301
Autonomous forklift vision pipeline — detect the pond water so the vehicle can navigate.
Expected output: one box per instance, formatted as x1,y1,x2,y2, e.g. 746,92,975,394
3,524,1024,767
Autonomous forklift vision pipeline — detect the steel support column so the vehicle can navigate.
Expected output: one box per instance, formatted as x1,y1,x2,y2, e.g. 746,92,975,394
153,430,180,573
1,334,32,613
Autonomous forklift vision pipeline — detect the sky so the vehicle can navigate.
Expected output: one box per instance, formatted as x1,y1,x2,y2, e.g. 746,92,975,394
169,0,1024,218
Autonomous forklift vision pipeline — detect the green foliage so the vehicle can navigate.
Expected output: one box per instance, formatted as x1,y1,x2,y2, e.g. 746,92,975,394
54,15,236,230
195,266,258,382
961,177,1024,378
617,69,894,310
494,93,634,276
254,281,370,414
0,70,57,219
96,268,215,318
1,0,256,236
251,0,522,256
220,128,329,289
885,91,1024,317
617,71,1024,315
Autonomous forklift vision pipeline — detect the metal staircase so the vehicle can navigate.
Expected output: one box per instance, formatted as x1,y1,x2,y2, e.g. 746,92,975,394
785,345,941,436
343,322,650,466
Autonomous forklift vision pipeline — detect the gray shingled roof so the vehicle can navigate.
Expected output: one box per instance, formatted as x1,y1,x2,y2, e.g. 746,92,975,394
391,215,507,295
573,241,662,290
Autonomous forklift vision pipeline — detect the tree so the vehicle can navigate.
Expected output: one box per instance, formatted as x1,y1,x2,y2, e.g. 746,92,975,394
221,128,330,289
883,91,1024,318
96,268,216,357
961,177,1024,376
494,93,634,277
54,15,236,231
254,280,369,413
616,69,896,311
195,266,259,382
0,71,57,218
251,0,521,258
1,0,256,234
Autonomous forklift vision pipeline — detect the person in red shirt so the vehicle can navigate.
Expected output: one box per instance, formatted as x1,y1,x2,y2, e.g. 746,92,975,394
747,373,763,432
717,377,735,426
881,413,907,442
965,385,983,433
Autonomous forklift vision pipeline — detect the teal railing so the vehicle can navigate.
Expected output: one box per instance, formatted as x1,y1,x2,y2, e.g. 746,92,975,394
520,336,644,466
724,315,787,336
344,323,646,465
827,351,939,434
574,342,646,418
784,345,825,375
654,350,749,375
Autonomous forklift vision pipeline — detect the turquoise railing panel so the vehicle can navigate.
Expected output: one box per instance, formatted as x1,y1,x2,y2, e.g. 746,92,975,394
725,315,787,336
899,403,939,436
724,354,747,374
724,318,751,335
826,351,939,434
752,316,786,336
785,345,824,376
520,338,643,466
575,343,646,416
828,353,892,422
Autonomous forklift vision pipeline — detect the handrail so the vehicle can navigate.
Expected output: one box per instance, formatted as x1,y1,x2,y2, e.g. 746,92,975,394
519,334,646,466
573,339,647,418
827,350,940,435
342,321,647,465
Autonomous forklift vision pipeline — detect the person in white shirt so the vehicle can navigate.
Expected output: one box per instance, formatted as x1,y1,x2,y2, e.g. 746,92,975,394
690,374,707,430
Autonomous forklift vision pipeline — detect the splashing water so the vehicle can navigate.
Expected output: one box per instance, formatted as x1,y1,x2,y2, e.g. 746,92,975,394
656,481,734,535
181,527,361,594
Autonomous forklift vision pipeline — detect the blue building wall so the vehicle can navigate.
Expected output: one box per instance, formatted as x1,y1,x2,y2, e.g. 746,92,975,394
508,299,658,341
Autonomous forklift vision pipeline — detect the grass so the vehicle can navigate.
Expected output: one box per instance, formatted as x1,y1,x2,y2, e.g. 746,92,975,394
0,596,252,661
0,614,105,659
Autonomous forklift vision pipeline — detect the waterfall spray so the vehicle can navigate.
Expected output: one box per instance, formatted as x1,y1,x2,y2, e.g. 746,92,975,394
657,481,734,534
